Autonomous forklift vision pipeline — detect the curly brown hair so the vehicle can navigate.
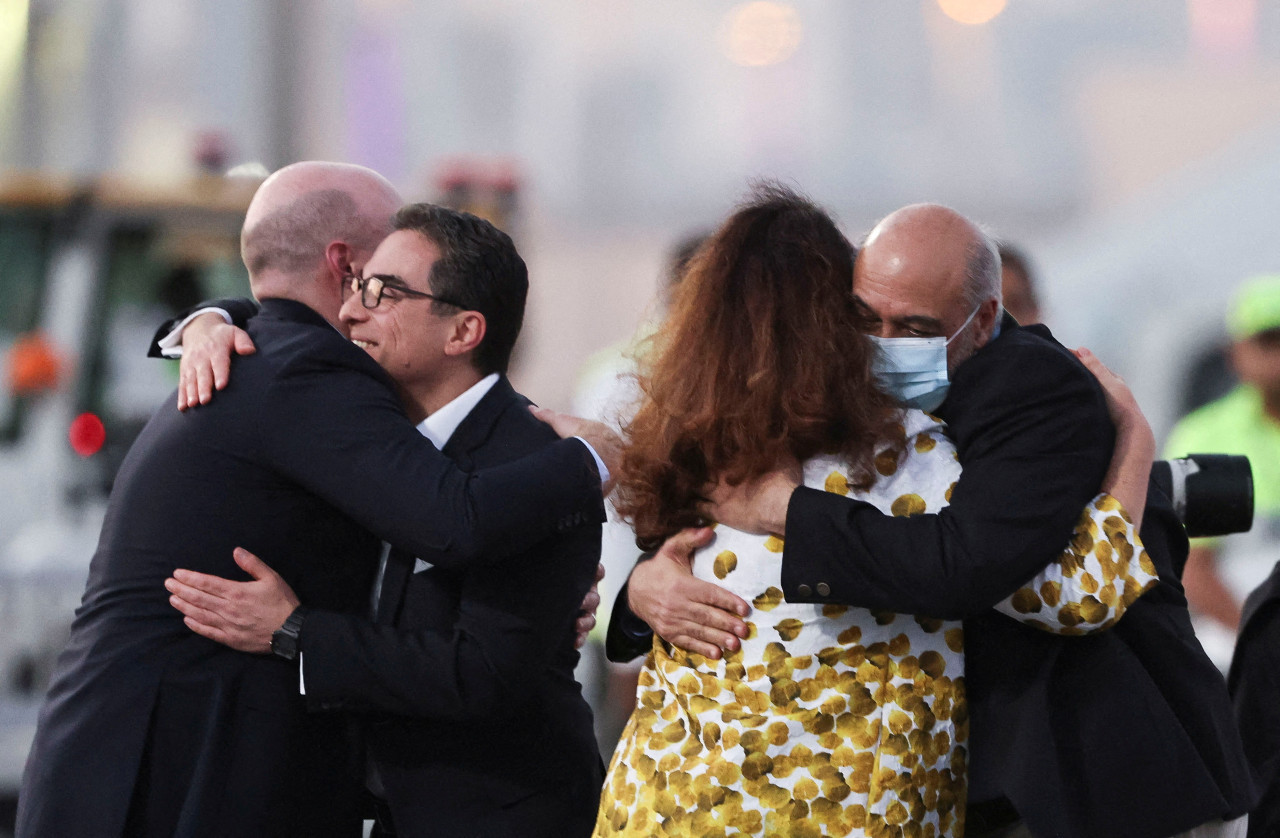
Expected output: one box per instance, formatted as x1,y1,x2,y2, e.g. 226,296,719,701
616,184,901,549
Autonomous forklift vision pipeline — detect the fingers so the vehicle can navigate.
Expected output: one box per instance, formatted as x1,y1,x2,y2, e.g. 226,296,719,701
634,575,750,655
573,611,597,649
231,327,257,357
528,405,578,438
196,360,216,406
179,362,199,411
665,632,726,661
211,344,232,392
677,576,751,630
676,527,717,551
696,579,752,620
528,405,556,426
183,616,232,646
595,562,606,584
169,567,239,599
1075,347,1120,382
233,547,275,580
213,327,255,390
580,586,601,616
177,322,245,409
674,599,750,642
660,527,716,564
1074,346,1103,373
1074,347,1134,401
181,616,266,654
165,576,229,614
167,587,228,630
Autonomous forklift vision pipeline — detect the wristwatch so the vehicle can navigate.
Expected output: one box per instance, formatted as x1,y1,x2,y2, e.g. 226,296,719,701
270,606,310,661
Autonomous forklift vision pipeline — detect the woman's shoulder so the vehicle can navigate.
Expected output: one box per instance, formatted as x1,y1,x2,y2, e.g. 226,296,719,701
899,407,946,437
801,409,958,506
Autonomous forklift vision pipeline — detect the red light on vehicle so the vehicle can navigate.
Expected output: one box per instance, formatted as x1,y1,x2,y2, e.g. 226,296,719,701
69,413,106,457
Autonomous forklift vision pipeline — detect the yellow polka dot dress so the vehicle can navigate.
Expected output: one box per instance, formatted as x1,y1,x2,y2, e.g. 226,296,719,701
594,411,1156,838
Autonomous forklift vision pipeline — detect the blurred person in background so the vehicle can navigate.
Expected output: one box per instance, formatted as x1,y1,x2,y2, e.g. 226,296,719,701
1227,556,1280,838
17,163,612,838
594,189,1164,838
164,203,605,837
570,231,707,758
997,242,1042,326
1164,275,1280,662
612,203,1254,838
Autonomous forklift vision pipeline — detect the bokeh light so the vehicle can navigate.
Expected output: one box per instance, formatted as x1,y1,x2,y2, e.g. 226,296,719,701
69,413,106,458
720,2,803,68
937,0,1008,26
0,0,28,104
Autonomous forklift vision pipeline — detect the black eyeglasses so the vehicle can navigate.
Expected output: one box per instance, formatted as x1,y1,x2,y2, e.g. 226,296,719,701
344,273,466,311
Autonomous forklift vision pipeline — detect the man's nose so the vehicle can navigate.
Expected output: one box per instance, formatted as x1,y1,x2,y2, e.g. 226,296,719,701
339,292,367,325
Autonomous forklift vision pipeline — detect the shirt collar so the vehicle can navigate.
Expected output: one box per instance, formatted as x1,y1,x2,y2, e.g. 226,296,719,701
416,373,501,448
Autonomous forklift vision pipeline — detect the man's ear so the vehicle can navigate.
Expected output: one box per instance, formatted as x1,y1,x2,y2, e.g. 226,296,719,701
322,241,354,283
974,297,1001,347
445,311,487,359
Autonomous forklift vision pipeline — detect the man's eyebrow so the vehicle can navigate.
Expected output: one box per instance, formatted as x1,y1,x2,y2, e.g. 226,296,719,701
366,272,410,288
899,315,945,332
852,296,944,333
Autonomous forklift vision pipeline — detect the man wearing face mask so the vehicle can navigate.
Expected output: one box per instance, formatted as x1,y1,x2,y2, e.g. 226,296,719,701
610,204,1254,838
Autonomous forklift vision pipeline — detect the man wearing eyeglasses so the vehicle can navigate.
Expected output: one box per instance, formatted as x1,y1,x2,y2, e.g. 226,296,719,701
159,203,606,837
17,164,614,838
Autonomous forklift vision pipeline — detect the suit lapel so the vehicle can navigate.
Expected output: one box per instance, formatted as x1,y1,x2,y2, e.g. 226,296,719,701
441,375,525,467
376,377,524,623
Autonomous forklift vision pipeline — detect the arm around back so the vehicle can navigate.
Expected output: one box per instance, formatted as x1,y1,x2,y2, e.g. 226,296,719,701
147,296,260,357
253,317,603,569
781,328,1115,619
298,524,601,719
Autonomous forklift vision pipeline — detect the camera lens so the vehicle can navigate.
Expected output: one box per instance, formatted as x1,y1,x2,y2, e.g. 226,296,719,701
1152,455,1254,538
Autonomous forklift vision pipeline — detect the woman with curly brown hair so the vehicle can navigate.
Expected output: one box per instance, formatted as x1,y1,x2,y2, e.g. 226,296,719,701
593,185,1159,838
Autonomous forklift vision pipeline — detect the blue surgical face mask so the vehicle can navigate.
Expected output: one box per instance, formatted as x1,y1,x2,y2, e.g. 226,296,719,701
868,305,981,413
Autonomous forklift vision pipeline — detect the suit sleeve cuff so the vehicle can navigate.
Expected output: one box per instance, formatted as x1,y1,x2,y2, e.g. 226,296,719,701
155,307,233,358
572,436,610,485
781,486,878,603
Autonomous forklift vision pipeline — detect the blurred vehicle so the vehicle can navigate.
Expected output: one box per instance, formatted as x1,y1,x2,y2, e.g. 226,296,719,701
0,172,257,816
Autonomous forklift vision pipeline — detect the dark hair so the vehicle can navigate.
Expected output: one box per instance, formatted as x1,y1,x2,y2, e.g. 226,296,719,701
392,203,528,375
616,183,900,549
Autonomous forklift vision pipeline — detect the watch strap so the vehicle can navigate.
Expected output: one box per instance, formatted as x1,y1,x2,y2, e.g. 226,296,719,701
270,605,310,660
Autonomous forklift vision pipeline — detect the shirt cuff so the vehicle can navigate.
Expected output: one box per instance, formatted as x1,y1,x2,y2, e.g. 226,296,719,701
573,436,611,486
298,651,305,695
156,307,233,358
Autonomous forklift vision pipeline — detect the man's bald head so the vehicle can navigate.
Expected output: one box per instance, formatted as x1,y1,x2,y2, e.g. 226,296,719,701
853,203,1003,372
241,162,402,322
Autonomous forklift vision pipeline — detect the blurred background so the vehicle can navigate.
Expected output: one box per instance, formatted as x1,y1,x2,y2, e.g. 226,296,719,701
2,0,1280,830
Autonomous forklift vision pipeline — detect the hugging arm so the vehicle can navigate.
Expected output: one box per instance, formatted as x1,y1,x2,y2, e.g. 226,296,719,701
299,526,600,718
612,339,1160,657
991,348,1159,633
170,527,600,720
780,338,1118,619
148,297,260,409
260,351,604,568
146,296,258,358
612,490,1159,661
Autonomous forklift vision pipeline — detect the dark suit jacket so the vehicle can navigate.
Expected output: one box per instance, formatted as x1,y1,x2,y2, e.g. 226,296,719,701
17,300,602,838
296,376,605,838
1229,559,1280,838
607,315,1255,838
